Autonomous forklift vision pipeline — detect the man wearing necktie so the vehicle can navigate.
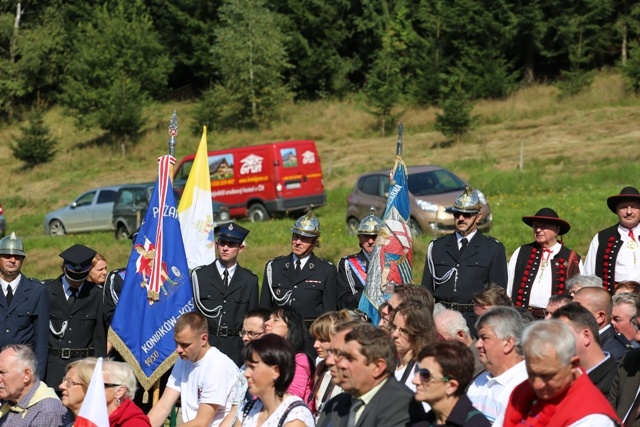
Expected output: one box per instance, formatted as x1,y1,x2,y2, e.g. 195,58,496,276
506,207,583,318
45,244,106,391
585,186,640,293
260,210,337,326
422,187,508,333
192,222,259,366
317,323,427,427
0,233,50,381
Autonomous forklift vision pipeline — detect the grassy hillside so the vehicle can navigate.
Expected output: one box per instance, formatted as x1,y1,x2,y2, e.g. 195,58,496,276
1,70,639,284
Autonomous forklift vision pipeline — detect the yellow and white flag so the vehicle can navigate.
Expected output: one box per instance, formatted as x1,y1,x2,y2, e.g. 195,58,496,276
178,126,215,270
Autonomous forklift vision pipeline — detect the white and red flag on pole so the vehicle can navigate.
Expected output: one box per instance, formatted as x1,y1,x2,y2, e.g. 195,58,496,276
74,357,109,427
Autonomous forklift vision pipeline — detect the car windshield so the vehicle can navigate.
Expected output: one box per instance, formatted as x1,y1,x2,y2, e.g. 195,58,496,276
408,170,466,196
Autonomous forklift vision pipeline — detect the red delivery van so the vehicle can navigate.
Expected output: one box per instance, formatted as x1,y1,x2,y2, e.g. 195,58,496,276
173,140,326,221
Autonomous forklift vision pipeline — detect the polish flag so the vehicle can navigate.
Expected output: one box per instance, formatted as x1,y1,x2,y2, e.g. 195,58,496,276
74,357,109,427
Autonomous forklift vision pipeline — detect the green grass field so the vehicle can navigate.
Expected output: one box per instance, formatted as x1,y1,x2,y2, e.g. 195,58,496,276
1,70,639,286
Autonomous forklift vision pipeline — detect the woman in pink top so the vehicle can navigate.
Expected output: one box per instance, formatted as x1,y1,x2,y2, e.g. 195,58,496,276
264,306,315,411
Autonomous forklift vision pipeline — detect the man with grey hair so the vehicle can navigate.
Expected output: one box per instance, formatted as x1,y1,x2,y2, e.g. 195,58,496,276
566,274,603,296
0,344,72,426
502,320,620,426
612,292,640,345
434,309,484,381
573,286,634,362
466,307,527,424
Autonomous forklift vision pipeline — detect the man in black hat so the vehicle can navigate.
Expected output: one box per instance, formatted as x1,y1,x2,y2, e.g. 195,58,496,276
45,244,107,390
507,207,583,317
191,223,259,366
422,187,507,333
585,186,640,293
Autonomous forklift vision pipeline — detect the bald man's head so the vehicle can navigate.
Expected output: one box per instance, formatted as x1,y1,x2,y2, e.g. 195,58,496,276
573,287,612,327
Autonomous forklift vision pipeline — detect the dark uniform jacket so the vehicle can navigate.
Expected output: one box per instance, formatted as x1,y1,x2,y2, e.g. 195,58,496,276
192,260,259,367
260,253,337,320
422,232,507,332
103,267,126,326
589,353,617,400
46,276,107,389
0,275,50,380
336,249,369,310
317,377,427,427
601,323,634,363
610,348,640,427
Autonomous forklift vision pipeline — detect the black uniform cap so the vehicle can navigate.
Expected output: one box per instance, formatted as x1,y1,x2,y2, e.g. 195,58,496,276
60,244,97,281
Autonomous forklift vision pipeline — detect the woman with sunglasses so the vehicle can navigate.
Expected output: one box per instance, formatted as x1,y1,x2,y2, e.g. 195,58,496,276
60,358,150,426
411,341,490,427
389,301,438,390
264,306,315,410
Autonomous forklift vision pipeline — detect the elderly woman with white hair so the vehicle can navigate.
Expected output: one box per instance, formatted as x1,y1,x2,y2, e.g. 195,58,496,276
59,358,150,427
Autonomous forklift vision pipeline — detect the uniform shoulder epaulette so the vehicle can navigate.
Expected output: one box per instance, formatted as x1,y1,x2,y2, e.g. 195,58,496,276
433,235,448,242
268,255,287,263
316,257,334,266
238,265,258,277
26,277,45,286
43,278,57,286
483,235,504,245
191,265,206,274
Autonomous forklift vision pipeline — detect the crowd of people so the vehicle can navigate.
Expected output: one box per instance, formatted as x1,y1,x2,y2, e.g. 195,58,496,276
0,184,639,426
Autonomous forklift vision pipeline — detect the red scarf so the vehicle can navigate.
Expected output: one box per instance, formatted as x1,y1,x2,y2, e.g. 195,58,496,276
503,370,620,427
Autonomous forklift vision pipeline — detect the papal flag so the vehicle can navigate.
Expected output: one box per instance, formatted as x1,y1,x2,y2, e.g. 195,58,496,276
359,148,412,325
73,358,109,427
178,126,215,270
108,155,193,401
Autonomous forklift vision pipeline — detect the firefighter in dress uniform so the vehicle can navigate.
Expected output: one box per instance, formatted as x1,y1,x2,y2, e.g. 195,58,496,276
506,207,583,318
46,244,106,391
260,210,337,325
192,223,259,367
337,209,383,310
421,187,508,333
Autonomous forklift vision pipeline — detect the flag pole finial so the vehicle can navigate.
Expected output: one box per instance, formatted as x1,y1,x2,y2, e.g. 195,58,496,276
168,110,178,157
396,122,404,156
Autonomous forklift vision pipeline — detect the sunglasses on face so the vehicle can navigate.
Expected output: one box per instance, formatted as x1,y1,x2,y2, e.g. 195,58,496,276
414,365,450,383
453,212,475,219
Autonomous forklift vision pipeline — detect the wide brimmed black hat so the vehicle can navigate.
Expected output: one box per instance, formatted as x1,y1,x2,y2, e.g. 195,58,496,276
607,186,640,213
522,208,571,236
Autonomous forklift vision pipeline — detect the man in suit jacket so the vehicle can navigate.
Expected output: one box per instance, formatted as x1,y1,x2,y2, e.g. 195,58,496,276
192,223,259,366
0,233,50,380
573,286,635,363
421,187,507,332
46,244,106,390
553,302,617,399
337,210,382,310
261,211,337,322
317,323,426,427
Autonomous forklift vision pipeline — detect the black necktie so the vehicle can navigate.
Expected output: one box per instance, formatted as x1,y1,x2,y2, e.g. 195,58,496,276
459,238,468,255
5,285,12,306
296,259,301,272
346,398,364,427
68,288,78,308
222,269,229,287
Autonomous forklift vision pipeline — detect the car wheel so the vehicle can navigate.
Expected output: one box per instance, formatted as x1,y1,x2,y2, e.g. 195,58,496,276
49,220,66,236
248,204,270,222
115,225,130,240
346,217,360,235
409,218,422,237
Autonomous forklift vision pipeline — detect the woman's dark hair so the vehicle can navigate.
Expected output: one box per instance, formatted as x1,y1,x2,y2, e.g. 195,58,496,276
242,334,296,396
390,301,438,359
271,306,306,353
417,341,474,396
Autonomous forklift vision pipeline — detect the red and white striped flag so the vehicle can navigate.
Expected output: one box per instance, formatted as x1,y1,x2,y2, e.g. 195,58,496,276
74,357,109,427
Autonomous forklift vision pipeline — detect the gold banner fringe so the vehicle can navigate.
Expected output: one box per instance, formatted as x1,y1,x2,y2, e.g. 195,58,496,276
107,327,177,395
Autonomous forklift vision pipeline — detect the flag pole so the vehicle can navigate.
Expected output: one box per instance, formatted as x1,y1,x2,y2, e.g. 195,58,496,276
396,122,404,156
150,110,179,407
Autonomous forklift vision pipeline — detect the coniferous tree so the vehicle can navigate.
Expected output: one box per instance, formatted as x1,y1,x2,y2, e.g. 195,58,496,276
11,105,57,167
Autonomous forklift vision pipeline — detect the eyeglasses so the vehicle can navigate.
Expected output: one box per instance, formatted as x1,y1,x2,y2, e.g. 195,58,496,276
388,323,409,336
453,212,475,219
326,348,347,362
104,383,122,388
414,366,450,383
239,330,264,339
62,376,84,388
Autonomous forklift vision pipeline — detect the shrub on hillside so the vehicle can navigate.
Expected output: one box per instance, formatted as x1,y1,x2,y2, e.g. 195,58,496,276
623,42,640,93
435,90,474,139
11,107,57,167
556,68,595,98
